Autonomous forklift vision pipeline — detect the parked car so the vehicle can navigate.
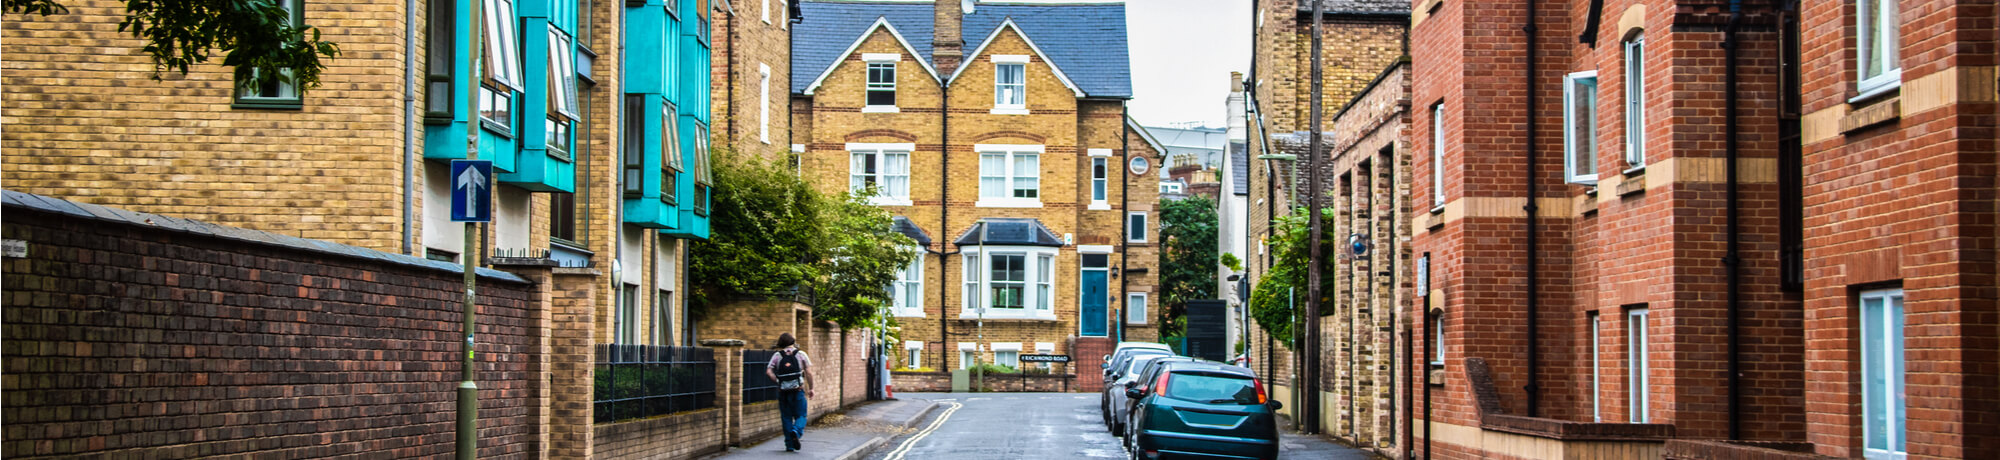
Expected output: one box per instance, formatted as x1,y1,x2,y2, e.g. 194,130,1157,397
1102,342,1174,379
1116,355,1193,440
1103,354,1195,435
1124,361,1281,460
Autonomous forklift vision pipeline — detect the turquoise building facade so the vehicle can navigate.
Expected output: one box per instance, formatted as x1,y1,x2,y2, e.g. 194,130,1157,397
625,0,713,238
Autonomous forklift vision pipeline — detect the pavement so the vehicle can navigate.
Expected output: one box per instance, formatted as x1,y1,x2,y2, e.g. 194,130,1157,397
707,396,940,460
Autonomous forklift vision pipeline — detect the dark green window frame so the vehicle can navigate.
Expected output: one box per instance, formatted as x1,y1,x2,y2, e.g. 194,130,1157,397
423,0,455,123
693,122,712,216
232,0,306,109
623,94,645,198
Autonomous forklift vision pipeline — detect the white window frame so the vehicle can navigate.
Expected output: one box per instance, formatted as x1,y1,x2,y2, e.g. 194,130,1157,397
233,0,300,105
1127,292,1148,325
992,342,1022,368
958,342,977,369
482,0,523,91
1861,288,1907,460
959,246,1060,320
1089,157,1110,210
905,341,924,369
1564,71,1599,185
1628,307,1651,423
1431,102,1446,209
863,54,899,112
1161,182,1184,195
992,55,1029,114
1430,313,1445,366
974,144,1044,208
892,252,925,317
547,26,580,120
1854,0,1902,100
1590,311,1602,422
1624,36,1647,170
1127,212,1148,243
759,63,772,143
761,0,770,23
1034,253,1053,312
847,143,914,206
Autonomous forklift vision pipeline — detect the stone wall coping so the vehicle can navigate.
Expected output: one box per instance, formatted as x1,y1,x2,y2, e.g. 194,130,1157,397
553,267,602,276
1662,440,1834,460
700,339,748,347
1,189,531,284
1481,414,1676,441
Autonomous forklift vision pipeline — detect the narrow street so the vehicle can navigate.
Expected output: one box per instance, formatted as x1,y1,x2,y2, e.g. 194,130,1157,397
865,393,1375,460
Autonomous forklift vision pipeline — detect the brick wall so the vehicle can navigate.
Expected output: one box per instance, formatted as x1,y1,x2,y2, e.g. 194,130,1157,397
1795,0,2000,457
711,0,794,162
590,409,727,459
2,194,543,458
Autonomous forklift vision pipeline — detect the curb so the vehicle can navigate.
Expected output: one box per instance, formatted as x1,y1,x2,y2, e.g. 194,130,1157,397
890,401,941,428
830,436,887,460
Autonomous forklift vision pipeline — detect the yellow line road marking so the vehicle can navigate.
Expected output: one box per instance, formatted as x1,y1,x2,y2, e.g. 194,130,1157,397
883,401,963,460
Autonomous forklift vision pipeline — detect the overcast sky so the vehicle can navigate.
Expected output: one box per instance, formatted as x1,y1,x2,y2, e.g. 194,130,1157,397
1125,0,1251,128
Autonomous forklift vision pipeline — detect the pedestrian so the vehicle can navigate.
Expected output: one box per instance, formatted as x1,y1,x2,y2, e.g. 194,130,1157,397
765,332,815,452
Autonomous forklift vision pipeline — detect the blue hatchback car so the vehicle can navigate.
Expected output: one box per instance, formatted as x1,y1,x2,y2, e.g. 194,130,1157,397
1124,361,1281,460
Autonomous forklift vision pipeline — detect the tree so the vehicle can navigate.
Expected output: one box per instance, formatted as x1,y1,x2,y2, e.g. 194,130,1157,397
688,148,916,330
7,0,340,92
1247,206,1339,348
1157,195,1219,345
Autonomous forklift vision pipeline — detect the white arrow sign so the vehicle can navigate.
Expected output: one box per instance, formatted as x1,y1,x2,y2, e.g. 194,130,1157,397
457,164,488,213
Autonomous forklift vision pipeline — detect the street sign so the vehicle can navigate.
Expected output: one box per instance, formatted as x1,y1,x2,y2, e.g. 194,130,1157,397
450,160,494,222
1020,354,1071,363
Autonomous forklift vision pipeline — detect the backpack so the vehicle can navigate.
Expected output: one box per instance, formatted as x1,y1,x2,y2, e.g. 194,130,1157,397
776,350,804,391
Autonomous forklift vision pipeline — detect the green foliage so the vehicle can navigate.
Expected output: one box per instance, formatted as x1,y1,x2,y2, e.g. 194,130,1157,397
1247,206,1340,349
689,147,916,330
1219,253,1243,272
8,0,341,92
1157,195,1219,342
968,363,1018,375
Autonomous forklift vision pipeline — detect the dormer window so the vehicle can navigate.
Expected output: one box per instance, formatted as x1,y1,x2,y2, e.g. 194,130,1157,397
992,55,1029,114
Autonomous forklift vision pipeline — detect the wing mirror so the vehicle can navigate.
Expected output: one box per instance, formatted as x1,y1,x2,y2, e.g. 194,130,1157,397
1267,401,1284,411
1125,387,1145,399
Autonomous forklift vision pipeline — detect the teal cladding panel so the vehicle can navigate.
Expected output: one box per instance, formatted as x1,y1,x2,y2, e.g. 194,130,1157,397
622,93,677,229
423,0,476,161
499,16,576,192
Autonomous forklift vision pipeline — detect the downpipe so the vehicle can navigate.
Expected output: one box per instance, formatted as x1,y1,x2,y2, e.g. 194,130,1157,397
1723,0,1745,440
1522,0,1543,417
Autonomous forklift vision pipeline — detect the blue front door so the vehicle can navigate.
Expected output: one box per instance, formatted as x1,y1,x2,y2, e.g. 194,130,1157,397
1081,270,1108,337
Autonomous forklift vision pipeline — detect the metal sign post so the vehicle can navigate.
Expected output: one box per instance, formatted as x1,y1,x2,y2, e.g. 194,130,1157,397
450,159,492,460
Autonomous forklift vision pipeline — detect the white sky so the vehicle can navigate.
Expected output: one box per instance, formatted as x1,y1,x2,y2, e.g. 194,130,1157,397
1125,0,1251,128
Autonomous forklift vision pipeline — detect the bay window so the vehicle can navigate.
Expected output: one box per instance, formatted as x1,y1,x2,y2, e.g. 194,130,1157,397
694,124,713,216
960,246,1059,320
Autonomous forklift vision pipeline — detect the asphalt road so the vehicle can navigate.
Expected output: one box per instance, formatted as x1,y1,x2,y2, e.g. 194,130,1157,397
866,392,1376,460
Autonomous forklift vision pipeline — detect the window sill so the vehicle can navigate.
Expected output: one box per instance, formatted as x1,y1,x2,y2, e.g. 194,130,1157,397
1849,78,1901,105
1126,239,1148,245
990,107,1029,115
869,196,914,207
862,105,900,113
975,199,1042,208
1088,202,1111,211
1429,204,1446,215
480,119,515,139
232,99,304,110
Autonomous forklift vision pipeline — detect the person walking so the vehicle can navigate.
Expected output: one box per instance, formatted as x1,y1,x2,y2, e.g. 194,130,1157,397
765,333,815,452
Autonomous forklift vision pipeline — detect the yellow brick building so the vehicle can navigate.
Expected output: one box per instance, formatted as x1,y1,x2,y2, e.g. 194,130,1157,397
791,0,1161,373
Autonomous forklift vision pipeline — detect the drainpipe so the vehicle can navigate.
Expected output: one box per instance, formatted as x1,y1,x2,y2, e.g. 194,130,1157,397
727,6,737,146
938,77,951,370
403,0,418,255
1119,106,1130,343
1522,0,1543,418
1723,0,1745,440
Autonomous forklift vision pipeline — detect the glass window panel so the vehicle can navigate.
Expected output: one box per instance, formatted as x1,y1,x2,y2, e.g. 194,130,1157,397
980,154,1007,198
885,152,910,199
1625,37,1645,167
1565,73,1598,184
1012,154,1039,198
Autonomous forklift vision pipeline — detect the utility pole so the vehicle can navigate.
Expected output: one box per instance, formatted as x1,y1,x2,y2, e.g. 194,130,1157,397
1302,0,1326,436
457,1,483,457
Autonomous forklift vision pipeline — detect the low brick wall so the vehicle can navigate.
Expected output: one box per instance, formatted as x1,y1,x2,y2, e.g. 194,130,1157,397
1,191,544,459
591,409,727,459
740,401,782,445
891,371,1078,392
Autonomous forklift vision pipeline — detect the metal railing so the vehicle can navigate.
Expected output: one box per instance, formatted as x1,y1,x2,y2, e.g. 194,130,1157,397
593,345,716,423
743,349,781,404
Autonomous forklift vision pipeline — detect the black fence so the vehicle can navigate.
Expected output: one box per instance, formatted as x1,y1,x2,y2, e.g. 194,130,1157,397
743,349,780,404
593,345,717,423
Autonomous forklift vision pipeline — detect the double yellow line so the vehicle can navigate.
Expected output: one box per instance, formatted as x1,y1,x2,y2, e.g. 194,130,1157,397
881,401,965,460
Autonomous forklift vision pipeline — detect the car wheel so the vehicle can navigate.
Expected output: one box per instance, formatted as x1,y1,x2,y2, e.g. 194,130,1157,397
1110,419,1123,435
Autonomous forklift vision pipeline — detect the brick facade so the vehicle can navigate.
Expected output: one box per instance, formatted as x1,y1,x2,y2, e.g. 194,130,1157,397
793,0,1159,379
711,0,795,162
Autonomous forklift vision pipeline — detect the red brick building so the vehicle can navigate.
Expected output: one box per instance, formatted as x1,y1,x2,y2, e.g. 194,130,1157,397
1410,0,2000,458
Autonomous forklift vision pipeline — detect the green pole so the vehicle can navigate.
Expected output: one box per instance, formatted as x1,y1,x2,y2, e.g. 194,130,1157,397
459,223,479,460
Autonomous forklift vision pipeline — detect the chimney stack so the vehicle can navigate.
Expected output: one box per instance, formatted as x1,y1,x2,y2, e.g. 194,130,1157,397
934,0,966,76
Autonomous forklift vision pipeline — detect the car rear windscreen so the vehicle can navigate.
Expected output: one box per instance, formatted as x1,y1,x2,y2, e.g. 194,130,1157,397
1166,373,1259,404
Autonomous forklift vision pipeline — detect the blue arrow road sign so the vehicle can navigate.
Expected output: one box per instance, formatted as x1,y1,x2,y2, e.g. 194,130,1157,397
451,160,494,223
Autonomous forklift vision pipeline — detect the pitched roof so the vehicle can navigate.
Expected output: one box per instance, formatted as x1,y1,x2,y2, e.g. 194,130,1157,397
793,1,1132,98
952,218,1064,247
799,17,944,94
1296,0,1410,15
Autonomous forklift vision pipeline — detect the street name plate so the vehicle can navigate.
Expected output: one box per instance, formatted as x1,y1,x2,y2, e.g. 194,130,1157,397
1020,354,1070,363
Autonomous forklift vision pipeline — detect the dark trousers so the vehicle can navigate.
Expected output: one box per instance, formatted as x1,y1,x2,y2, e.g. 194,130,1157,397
778,389,808,449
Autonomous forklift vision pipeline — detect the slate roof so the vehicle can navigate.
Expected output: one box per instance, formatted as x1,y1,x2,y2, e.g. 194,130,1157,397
952,218,1064,247
891,216,933,246
2,189,530,283
794,1,1132,98
1230,142,1249,196
1296,0,1410,14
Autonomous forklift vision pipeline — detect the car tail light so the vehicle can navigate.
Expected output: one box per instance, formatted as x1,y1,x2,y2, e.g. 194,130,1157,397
1153,371,1172,398
1253,377,1268,404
